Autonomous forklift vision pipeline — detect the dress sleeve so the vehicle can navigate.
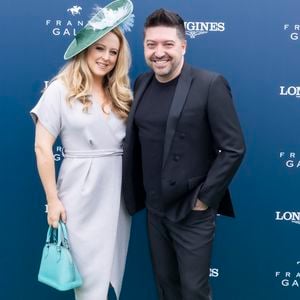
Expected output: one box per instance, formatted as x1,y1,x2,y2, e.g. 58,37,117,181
30,81,63,139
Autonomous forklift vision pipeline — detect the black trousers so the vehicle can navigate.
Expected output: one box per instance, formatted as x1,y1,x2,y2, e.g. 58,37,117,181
147,207,216,300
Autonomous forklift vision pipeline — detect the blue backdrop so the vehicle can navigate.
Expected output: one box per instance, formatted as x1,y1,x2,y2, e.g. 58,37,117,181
1,0,300,299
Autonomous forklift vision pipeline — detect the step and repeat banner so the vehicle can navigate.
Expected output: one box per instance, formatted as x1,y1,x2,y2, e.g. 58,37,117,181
1,0,299,299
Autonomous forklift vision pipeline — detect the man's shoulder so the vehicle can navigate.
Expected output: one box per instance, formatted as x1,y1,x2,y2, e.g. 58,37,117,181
188,64,221,81
185,64,231,89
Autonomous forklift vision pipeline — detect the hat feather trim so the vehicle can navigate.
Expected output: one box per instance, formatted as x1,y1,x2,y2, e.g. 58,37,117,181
119,13,135,32
87,5,132,31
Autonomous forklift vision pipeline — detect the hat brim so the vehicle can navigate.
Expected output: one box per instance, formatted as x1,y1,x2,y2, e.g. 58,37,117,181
64,0,133,60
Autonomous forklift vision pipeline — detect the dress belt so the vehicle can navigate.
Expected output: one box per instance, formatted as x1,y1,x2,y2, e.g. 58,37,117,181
63,149,123,158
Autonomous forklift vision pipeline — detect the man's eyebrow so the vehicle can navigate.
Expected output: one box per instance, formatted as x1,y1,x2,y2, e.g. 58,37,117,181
145,39,175,43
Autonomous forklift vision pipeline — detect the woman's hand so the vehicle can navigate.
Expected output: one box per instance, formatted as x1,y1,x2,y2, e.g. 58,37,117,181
47,199,67,228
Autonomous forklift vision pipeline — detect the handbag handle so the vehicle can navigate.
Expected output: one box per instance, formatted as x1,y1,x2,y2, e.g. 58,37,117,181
45,221,70,249
59,222,70,249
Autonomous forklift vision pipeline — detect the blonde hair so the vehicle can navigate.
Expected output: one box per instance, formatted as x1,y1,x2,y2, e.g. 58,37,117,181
55,27,132,119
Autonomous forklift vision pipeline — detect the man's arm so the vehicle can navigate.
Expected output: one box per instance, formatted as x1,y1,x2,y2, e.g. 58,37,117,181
198,74,246,208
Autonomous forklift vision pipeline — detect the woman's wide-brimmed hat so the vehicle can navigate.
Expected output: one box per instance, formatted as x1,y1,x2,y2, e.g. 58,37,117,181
64,0,134,60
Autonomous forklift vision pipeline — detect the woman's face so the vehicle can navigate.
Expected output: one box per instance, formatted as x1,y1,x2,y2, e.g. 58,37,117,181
86,31,120,82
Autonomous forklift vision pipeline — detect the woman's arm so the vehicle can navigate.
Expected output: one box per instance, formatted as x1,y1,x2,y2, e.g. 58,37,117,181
34,121,66,228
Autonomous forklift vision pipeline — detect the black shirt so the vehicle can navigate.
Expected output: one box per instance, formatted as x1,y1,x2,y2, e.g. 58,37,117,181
134,75,179,211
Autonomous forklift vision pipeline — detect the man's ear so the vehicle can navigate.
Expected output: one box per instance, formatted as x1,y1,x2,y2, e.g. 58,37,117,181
182,40,187,56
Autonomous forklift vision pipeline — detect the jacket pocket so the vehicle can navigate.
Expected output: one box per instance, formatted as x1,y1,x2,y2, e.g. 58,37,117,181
188,175,206,190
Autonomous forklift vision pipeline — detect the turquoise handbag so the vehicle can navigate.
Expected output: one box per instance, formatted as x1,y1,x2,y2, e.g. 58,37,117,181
38,221,83,291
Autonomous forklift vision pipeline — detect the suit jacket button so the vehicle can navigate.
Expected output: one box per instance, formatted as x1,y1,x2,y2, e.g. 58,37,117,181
169,181,176,186
173,155,180,161
180,133,185,139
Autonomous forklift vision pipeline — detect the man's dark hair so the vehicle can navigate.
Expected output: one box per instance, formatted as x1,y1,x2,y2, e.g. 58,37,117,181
144,8,186,40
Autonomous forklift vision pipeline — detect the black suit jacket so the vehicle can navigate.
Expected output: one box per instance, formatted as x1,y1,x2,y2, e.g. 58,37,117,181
122,63,245,221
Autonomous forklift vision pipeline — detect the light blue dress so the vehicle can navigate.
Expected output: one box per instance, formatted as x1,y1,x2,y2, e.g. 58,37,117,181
31,79,131,300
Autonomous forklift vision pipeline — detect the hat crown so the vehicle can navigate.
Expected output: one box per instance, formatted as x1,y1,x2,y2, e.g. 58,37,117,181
64,0,133,60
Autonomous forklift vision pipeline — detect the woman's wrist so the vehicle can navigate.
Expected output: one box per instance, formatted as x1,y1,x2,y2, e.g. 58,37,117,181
46,194,59,204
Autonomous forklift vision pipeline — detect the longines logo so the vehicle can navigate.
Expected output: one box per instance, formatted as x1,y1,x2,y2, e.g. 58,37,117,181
44,4,85,37
280,86,300,98
275,211,300,225
275,261,300,288
283,24,300,41
184,22,225,39
279,152,300,168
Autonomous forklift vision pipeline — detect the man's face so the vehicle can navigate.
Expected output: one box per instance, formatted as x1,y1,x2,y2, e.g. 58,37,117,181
144,26,186,82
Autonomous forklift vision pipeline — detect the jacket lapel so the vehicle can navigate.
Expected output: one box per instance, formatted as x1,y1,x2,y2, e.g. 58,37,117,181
125,73,153,142
162,64,193,168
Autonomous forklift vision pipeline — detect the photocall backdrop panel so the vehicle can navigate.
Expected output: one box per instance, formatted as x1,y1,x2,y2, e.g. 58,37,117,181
1,0,299,299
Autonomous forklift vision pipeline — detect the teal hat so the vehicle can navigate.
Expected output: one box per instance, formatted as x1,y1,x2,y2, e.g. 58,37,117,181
64,0,134,60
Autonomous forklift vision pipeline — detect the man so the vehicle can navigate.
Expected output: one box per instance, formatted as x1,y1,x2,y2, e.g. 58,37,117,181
123,8,245,300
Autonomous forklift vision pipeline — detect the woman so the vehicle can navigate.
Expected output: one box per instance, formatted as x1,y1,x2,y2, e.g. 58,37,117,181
31,1,134,299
